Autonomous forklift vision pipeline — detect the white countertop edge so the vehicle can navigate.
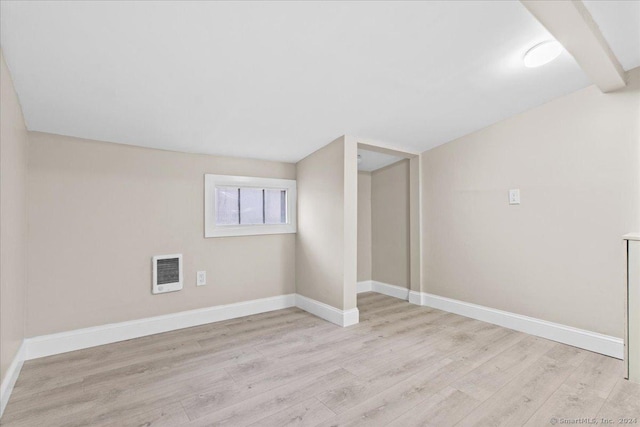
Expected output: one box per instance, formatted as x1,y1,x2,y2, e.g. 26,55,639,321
623,233,640,241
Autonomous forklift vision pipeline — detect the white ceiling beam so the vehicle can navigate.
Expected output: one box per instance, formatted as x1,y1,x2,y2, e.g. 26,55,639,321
354,136,419,159
521,0,626,93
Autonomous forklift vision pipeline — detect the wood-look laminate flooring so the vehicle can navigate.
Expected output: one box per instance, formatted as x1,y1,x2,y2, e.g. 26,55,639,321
3,292,639,426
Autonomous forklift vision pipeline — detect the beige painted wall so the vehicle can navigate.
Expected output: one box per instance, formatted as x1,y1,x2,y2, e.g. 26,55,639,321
371,160,411,288
0,51,28,383
27,132,296,337
422,67,640,338
357,172,372,282
296,136,358,311
296,137,345,309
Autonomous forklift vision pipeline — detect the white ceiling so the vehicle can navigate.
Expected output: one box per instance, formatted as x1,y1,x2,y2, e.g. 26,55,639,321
357,149,403,172
0,1,636,163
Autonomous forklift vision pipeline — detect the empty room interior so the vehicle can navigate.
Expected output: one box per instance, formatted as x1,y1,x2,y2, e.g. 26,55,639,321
1,1,640,426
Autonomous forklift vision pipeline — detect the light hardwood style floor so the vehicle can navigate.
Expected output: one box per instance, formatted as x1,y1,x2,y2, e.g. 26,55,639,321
3,293,639,426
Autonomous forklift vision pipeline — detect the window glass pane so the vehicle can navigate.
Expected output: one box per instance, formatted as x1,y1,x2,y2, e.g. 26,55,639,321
215,187,239,225
240,188,264,225
265,189,287,224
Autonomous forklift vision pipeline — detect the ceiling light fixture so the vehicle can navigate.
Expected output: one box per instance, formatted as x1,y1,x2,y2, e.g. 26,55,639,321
523,40,563,68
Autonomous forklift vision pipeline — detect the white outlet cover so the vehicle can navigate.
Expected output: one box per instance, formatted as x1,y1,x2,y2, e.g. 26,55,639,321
509,189,520,205
197,271,207,286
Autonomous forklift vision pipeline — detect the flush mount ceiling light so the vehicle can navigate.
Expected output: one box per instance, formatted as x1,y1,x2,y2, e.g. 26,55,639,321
523,40,563,68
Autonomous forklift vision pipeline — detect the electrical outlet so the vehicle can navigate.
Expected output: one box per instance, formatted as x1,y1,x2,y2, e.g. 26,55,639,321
509,189,520,205
196,271,207,286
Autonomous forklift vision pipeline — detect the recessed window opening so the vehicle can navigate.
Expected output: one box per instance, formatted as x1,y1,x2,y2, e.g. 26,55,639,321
205,174,296,238
215,187,287,226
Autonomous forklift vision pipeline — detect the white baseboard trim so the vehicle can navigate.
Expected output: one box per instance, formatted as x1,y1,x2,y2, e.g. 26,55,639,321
0,341,26,418
372,281,410,300
357,280,410,301
357,280,372,293
409,290,422,305
25,294,296,360
413,291,624,360
295,294,359,327
23,292,362,362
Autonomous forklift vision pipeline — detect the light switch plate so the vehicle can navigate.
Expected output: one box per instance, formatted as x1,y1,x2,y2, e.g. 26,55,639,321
509,189,520,205
197,271,207,286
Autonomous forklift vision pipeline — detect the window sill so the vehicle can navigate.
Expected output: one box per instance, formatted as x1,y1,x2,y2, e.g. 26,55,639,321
204,225,296,238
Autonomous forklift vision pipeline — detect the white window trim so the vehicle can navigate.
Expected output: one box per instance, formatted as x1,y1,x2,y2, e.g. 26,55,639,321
204,174,297,238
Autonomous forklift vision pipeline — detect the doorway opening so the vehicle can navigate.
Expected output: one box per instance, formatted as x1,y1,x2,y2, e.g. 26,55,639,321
355,142,420,311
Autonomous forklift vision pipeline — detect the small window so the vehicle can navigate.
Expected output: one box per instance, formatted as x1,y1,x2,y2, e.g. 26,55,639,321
205,175,296,237
213,187,288,226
